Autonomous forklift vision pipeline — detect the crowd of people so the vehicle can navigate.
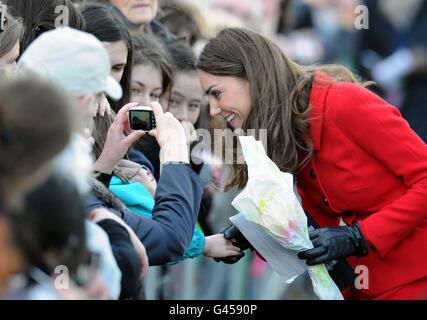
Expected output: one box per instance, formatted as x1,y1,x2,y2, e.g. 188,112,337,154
0,0,426,300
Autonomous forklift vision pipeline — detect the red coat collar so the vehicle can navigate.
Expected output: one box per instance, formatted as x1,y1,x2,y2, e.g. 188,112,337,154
307,71,334,151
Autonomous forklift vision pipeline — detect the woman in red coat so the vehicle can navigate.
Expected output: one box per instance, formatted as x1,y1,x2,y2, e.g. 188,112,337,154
197,27,427,300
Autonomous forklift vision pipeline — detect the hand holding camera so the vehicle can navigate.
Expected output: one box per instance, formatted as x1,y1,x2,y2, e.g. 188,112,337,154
143,102,189,164
93,103,146,174
129,106,156,132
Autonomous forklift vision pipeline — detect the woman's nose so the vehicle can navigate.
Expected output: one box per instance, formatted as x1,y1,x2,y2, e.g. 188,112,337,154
209,99,222,117
174,106,189,122
138,93,151,106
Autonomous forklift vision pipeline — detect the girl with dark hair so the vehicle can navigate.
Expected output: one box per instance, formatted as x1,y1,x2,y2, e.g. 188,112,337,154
4,0,86,54
162,40,220,237
130,32,173,107
164,39,210,131
198,27,427,300
80,2,133,112
129,32,173,181
133,38,213,181
0,8,23,72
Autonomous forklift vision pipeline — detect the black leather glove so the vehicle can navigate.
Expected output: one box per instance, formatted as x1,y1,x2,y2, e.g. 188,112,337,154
297,223,368,266
214,224,254,264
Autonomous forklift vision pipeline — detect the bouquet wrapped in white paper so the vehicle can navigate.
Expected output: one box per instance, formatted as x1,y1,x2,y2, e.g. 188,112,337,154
231,136,343,300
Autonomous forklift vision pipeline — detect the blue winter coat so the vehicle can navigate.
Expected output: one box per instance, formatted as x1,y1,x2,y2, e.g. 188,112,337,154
109,175,206,263
85,163,203,265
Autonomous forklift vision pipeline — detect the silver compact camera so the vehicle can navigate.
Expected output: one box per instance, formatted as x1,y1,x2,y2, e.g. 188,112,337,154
129,106,156,131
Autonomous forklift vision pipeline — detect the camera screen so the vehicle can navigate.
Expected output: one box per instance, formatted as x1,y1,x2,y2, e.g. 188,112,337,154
130,110,152,131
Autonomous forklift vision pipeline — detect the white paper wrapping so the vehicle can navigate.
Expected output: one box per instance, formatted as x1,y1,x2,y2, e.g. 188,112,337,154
231,136,343,300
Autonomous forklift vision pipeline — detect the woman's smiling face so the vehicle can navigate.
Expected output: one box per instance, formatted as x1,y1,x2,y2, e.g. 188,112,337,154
198,70,251,130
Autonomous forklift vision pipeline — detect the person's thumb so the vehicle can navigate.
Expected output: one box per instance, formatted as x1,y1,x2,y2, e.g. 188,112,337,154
124,130,146,146
150,101,164,121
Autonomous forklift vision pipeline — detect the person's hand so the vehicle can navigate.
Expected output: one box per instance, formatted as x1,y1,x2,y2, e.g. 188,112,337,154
297,223,369,266
93,103,146,174
202,234,242,258
89,208,149,280
98,93,111,118
214,224,254,264
371,47,416,90
115,159,157,197
148,101,189,164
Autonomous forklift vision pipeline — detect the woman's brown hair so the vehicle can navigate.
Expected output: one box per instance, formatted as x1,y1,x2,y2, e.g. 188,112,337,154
197,27,371,191
0,11,24,58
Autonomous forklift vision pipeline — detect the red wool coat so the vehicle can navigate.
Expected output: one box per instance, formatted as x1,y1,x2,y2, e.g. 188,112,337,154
296,72,427,299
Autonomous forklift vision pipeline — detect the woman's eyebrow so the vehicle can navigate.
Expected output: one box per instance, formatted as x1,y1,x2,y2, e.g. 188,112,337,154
131,80,145,87
205,84,218,95
171,91,185,98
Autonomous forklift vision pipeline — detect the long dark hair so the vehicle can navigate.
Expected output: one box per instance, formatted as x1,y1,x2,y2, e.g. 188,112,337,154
5,0,86,54
198,27,370,191
80,2,133,112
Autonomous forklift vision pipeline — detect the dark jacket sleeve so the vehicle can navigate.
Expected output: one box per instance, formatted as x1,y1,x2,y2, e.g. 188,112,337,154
85,163,204,265
96,219,141,300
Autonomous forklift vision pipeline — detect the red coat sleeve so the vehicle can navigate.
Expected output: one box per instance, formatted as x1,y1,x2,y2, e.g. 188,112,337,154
326,83,427,258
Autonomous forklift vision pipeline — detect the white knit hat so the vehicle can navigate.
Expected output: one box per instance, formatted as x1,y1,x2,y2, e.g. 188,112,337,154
18,27,122,100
